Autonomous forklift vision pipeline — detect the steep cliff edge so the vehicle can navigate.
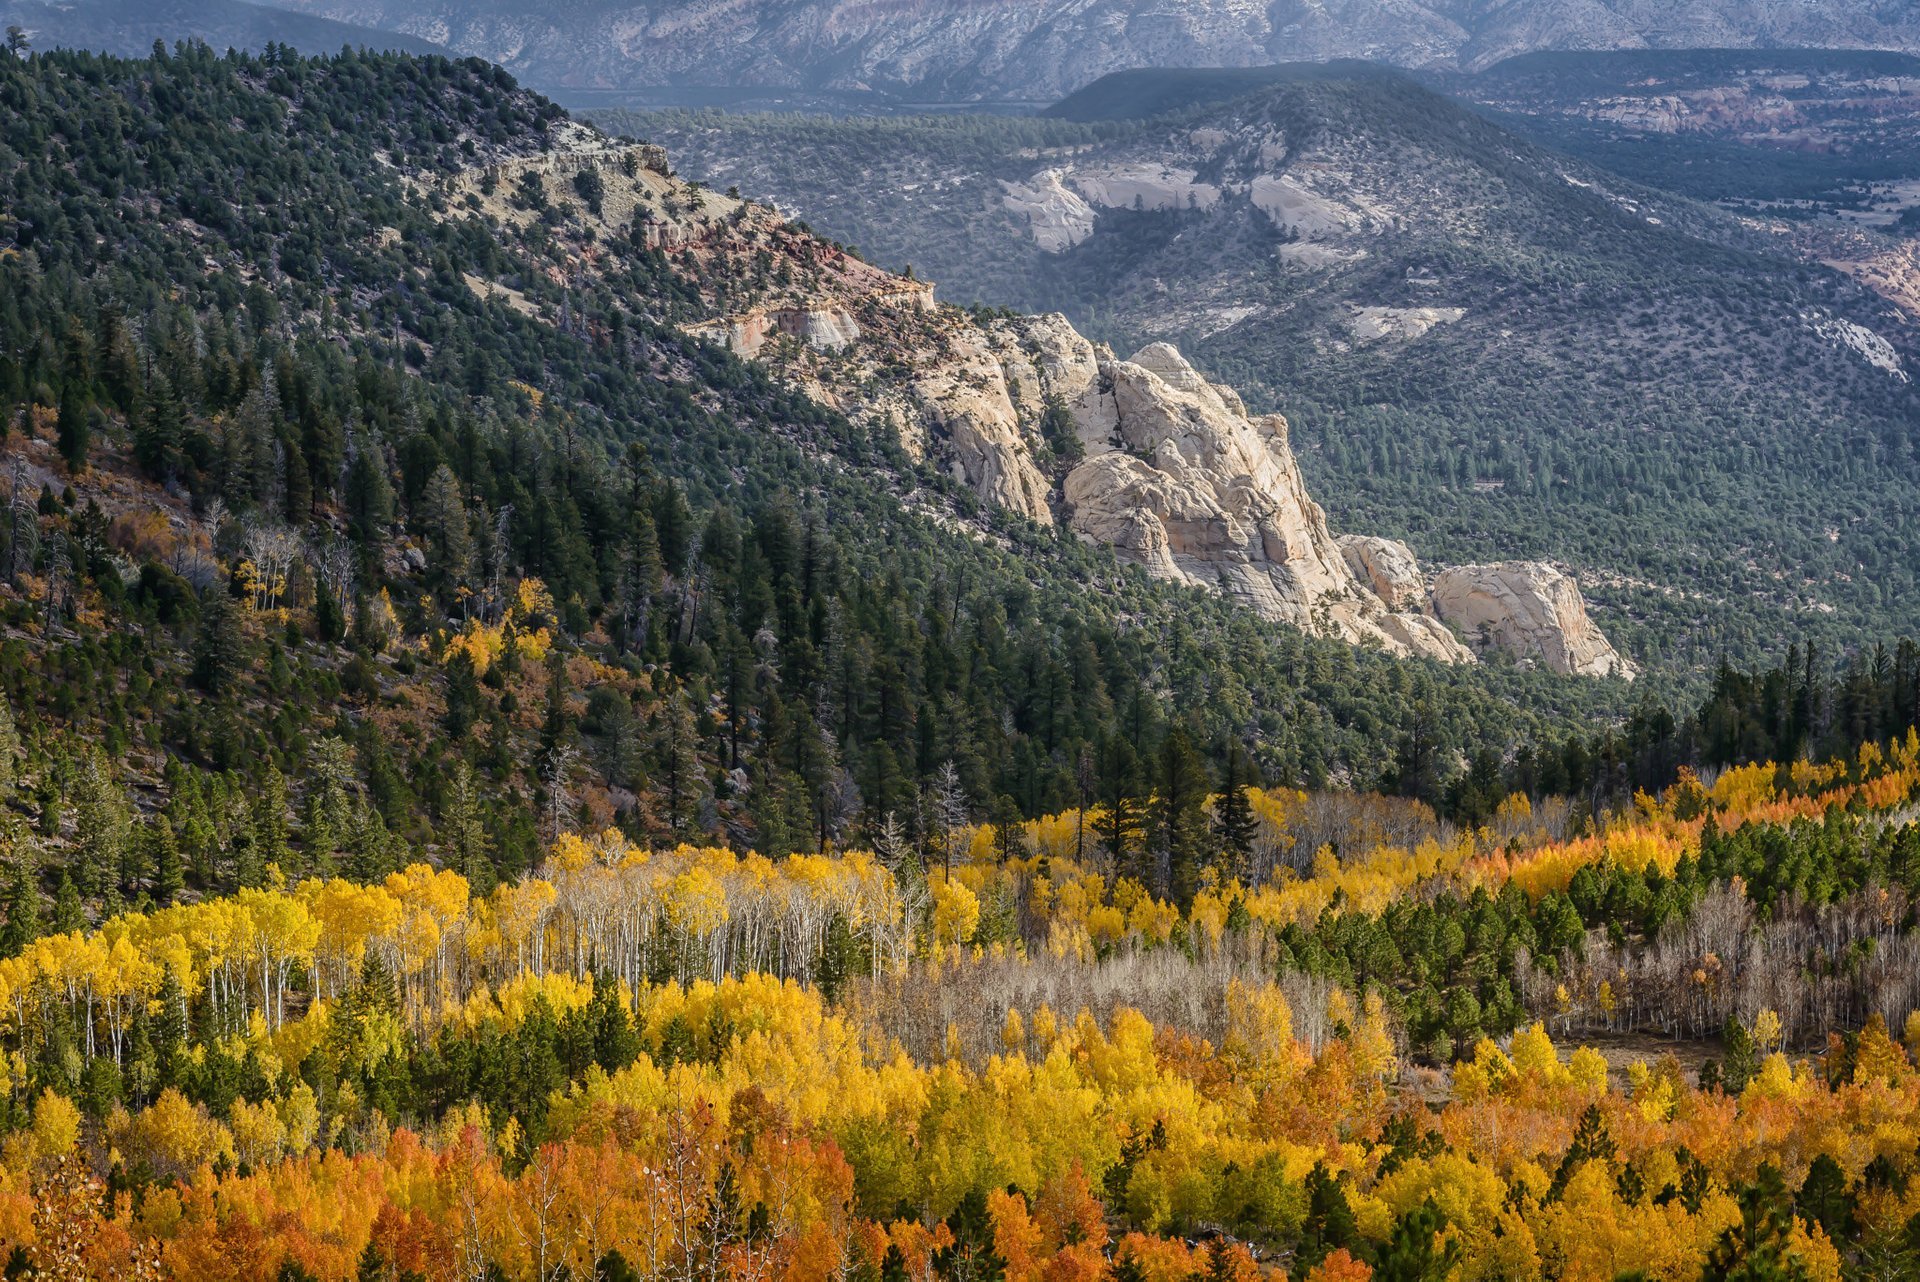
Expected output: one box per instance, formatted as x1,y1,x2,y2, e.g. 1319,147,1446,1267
1061,344,1472,664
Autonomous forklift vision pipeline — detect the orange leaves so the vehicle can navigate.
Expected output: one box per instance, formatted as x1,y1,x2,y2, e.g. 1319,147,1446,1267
1305,1247,1372,1281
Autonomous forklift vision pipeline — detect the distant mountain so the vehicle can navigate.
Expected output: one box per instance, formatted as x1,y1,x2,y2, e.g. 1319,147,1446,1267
1,0,448,59
242,0,1920,101
606,64,1920,668
1433,48,1920,207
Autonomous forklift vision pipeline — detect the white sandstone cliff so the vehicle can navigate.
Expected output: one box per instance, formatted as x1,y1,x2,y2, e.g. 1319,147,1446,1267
1060,343,1473,664
1431,563,1637,679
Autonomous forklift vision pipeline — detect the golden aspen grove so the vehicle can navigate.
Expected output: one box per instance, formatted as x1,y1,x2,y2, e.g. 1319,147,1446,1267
2,744,1920,1279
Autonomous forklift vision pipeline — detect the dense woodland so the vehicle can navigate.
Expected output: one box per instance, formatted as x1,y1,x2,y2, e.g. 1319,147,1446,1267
0,41,1919,1281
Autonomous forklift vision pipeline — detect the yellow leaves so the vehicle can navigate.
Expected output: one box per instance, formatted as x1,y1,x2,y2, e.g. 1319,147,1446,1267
1568,1046,1609,1094
668,865,730,937
931,878,980,948
450,972,597,1033
1786,1217,1844,1282
1509,1023,1564,1085
1710,762,1779,813
30,1090,80,1164
230,1097,287,1169
1454,1039,1515,1102
1000,1008,1026,1055
120,1089,234,1181
1742,1053,1803,1102
1751,1008,1783,1055
1852,1013,1910,1085
1627,1060,1677,1122
1222,980,1299,1087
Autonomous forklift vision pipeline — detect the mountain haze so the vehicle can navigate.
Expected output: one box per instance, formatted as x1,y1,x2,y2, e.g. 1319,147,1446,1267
243,0,1920,100
0,0,449,59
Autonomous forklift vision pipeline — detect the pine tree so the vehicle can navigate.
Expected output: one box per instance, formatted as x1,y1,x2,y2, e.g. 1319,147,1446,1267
443,760,492,893
254,765,291,880
1152,726,1211,905
1722,1015,1758,1094
150,817,184,906
1215,744,1258,879
55,387,89,474
1094,735,1143,879
50,871,84,934
191,592,250,696
0,854,41,956
70,751,129,904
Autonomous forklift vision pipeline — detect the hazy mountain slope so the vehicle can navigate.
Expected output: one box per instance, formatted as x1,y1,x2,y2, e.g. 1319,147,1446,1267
248,0,1920,100
0,0,449,58
1431,48,1920,208
603,66,1920,669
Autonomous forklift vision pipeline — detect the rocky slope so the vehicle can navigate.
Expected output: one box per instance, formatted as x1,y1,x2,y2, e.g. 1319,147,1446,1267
630,66,1920,669
452,121,1628,673
248,0,1920,100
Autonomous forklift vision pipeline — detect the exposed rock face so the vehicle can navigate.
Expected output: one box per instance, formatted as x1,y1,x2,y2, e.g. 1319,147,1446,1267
1338,535,1427,613
516,123,1625,674
906,316,1098,526
687,304,861,358
1061,343,1472,664
1432,563,1637,679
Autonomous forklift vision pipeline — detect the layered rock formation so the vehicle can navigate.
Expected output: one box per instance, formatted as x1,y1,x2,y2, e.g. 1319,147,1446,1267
1432,563,1637,679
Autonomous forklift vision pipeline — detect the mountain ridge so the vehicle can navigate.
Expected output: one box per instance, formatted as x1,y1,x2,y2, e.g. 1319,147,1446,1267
0,0,450,59
238,0,1920,102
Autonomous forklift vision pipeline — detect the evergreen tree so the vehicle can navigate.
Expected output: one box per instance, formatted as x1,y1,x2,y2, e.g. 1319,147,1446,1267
150,817,185,906
1151,726,1211,905
0,855,41,957
56,386,89,474
1214,743,1258,879
51,870,84,934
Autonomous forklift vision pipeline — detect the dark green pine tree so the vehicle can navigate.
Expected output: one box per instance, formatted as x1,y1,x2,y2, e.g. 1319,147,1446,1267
1706,1164,1814,1281
932,1188,1006,1282
134,370,185,479
1795,1153,1854,1244
1373,1198,1461,1282
0,857,41,957
56,386,89,474
1152,726,1211,906
1093,734,1143,879
51,870,84,935
1214,744,1258,880
1722,1016,1758,1094
1298,1163,1360,1274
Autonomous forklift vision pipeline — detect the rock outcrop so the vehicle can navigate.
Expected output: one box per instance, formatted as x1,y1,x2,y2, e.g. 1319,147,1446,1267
1060,343,1472,663
1432,563,1636,679
1338,535,1426,613
906,317,1098,526
687,304,862,358
511,123,1628,676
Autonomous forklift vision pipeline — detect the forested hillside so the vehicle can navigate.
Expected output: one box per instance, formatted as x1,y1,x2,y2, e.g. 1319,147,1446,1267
614,66,1920,671
5,41,1920,1282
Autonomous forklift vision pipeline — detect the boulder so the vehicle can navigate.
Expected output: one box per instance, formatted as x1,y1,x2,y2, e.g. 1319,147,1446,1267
1432,562,1636,679
1338,534,1427,612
